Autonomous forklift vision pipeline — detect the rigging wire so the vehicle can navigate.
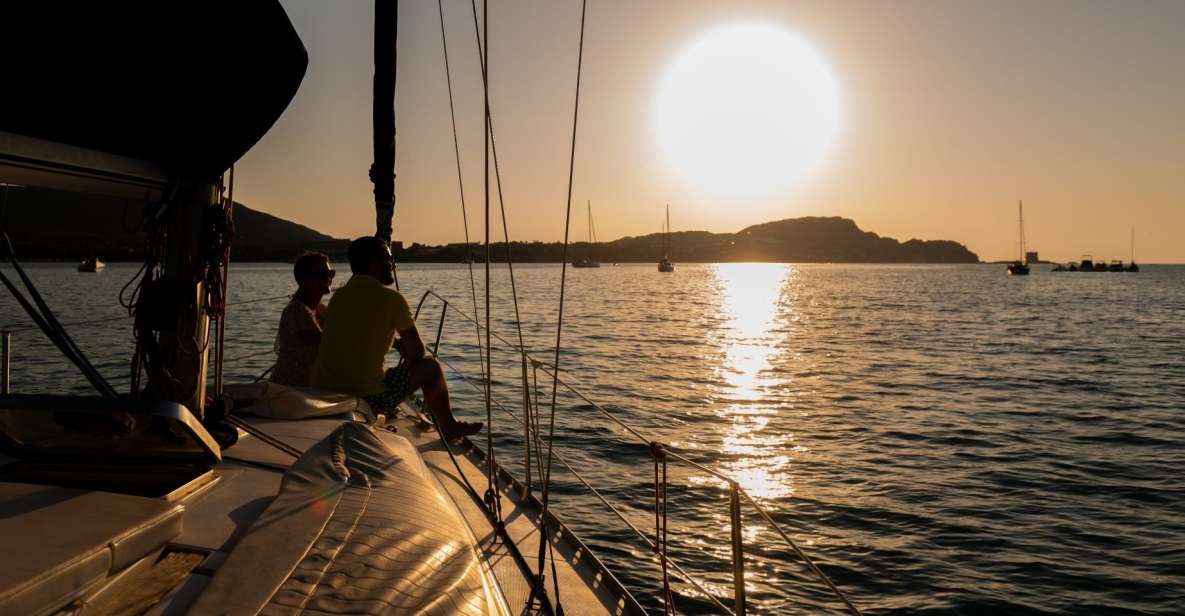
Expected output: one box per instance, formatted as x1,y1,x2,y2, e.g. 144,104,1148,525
439,351,730,613
413,289,861,614
464,0,535,504
0,233,118,397
479,0,505,533
437,0,488,414
465,0,534,496
533,0,590,612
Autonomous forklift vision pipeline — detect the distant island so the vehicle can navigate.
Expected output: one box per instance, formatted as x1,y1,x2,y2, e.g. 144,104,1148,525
2,187,979,263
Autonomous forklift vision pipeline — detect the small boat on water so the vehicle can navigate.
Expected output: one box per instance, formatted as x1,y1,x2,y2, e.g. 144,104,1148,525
77,257,105,272
572,200,600,268
1079,255,1096,271
1052,263,1068,272
1108,260,1125,272
658,203,675,272
1006,201,1030,275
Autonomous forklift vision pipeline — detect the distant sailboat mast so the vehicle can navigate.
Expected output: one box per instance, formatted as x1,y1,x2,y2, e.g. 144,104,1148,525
1019,200,1027,263
657,203,675,271
1006,200,1030,275
664,203,670,255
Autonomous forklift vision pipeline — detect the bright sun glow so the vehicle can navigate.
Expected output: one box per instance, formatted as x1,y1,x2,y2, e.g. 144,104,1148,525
655,22,841,197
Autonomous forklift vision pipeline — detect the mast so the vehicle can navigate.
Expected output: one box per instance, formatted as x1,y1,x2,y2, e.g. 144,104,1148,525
665,203,670,256
371,0,397,244
1130,226,1135,263
1018,200,1026,262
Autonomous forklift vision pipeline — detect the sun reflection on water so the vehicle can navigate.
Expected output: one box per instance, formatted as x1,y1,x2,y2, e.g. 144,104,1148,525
708,263,798,500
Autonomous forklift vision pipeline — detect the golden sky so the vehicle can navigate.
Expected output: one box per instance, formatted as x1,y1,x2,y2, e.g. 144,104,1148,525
236,0,1185,263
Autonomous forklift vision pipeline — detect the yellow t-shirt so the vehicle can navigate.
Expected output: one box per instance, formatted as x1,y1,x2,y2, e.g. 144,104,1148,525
311,274,414,397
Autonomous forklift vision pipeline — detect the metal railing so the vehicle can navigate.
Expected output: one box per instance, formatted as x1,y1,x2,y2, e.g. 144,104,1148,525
412,289,862,616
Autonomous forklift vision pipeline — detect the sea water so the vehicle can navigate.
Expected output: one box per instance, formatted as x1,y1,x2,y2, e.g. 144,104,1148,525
2,262,1183,615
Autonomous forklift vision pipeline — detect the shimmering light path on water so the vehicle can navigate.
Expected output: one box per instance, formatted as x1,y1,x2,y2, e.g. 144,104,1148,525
3,263,1183,614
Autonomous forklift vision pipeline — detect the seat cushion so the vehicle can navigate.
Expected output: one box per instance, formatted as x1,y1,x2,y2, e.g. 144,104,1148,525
0,482,183,616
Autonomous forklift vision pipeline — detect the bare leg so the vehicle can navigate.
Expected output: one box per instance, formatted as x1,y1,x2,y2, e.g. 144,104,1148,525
406,357,482,438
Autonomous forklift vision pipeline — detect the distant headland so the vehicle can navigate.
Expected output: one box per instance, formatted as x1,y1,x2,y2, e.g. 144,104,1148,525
2,187,979,264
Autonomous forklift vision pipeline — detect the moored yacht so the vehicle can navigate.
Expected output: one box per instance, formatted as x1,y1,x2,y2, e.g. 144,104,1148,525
658,203,675,272
1006,201,1030,275
77,257,105,272
572,200,601,268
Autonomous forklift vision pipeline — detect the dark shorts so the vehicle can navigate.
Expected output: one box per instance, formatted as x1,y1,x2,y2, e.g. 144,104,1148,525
363,364,414,414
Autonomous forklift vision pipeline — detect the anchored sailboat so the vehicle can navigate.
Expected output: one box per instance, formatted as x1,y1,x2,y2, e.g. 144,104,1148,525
658,203,675,272
572,200,600,268
1007,201,1030,276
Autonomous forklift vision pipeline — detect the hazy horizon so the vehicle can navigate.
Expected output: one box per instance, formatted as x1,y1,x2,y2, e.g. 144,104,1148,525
234,0,1185,263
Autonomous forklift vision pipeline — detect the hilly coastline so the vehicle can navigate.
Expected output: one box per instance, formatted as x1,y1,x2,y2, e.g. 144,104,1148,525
1,187,979,263
1,186,342,261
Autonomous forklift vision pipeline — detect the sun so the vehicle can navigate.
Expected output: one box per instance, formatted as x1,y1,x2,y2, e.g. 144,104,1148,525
654,22,841,198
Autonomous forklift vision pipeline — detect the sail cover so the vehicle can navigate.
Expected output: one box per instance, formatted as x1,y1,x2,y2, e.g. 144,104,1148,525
0,2,307,179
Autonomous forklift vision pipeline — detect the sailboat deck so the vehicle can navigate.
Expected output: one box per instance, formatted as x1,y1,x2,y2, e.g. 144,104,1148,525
390,406,645,616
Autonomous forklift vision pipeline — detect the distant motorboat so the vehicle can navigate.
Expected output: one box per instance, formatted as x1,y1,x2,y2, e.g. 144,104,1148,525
1079,255,1096,271
1108,260,1125,272
658,203,675,273
572,257,600,268
77,257,105,272
1006,201,1030,276
1052,263,1068,272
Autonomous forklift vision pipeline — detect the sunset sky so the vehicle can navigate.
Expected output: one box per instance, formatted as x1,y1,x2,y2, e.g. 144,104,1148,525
236,0,1185,263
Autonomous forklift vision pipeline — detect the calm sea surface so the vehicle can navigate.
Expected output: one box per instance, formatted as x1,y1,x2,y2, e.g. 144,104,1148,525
2,262,1183,615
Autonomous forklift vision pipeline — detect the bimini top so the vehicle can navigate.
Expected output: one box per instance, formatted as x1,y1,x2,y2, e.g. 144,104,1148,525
0,1,307,181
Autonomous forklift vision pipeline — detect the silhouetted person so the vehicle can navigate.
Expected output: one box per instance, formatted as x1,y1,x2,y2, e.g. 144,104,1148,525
311,237,481,440
271,252,333,387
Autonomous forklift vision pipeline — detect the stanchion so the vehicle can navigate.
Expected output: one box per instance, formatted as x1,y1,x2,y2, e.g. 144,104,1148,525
730,481,747,615
1,330,11,394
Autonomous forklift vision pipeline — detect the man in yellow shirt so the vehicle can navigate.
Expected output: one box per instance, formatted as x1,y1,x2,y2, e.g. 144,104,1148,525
311,237,482,440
